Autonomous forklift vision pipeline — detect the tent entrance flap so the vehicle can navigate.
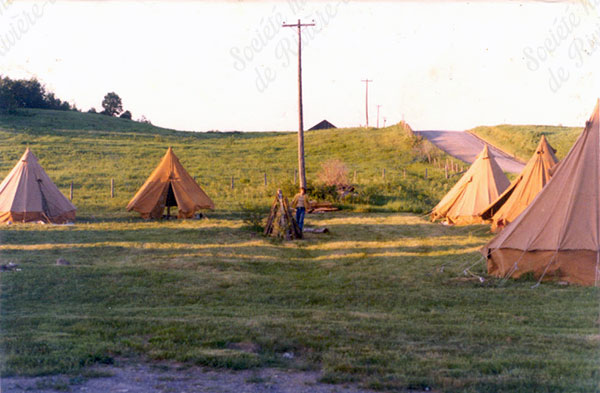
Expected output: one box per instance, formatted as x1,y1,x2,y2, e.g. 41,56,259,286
165,182,177,207
36,178,51,221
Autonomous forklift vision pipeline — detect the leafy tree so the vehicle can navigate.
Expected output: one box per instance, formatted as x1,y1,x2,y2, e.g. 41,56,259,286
119,110,132,120
0,77,18,112
101,92,123,116
0,75,73,112
88,107,97,113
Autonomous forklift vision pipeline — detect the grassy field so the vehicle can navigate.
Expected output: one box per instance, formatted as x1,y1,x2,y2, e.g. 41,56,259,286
0,110,599,392
468,125,582,162
0,109,460,216
1,213,598,392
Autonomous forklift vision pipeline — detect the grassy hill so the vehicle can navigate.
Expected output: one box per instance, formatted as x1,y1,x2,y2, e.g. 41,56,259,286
0,110,598,392
468,125,582,162
0,109,462,217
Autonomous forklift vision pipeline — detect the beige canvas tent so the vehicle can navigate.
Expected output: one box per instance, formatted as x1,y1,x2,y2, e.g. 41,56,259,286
127,147,214,219
0,148,76,224
431,145,509,225
480,135,558,231
482,100,600,286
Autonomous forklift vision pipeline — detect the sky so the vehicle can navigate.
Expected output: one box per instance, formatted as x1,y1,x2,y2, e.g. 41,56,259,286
0,0,599,132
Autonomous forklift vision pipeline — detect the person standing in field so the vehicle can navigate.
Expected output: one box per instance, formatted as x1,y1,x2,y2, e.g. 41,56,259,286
292,187,309,232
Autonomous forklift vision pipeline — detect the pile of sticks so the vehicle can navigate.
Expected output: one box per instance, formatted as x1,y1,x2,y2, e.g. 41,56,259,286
264,190,302,240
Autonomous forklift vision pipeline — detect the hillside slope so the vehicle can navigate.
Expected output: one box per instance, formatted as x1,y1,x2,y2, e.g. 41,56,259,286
0,109,461,217
468,125,582,162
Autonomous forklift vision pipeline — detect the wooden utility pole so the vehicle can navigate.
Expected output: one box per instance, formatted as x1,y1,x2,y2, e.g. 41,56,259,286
376,105,381,128
283,19,315,190
361,79,372,127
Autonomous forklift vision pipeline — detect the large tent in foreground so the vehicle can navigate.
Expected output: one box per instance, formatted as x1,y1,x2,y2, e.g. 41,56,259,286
482,100,600,286
431,145,509,225
0,148,76,224
127,147,214,219
480,135,558,232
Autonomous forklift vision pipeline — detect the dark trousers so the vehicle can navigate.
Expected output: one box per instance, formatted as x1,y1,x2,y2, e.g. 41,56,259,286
295,207,305,232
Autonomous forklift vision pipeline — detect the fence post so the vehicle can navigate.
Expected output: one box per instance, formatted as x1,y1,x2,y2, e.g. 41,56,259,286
231,176,234,190
382,168,386,180
445,165,448,179
425,168,428,179
70,181,73,201
110,178,114,198
353,170,357,183
264,172,267,186
403,169,406,179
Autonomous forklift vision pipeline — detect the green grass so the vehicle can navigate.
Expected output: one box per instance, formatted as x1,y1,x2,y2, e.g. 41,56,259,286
0,213,598,392
0,109,598,392
0,109,462,217
468,125,582,162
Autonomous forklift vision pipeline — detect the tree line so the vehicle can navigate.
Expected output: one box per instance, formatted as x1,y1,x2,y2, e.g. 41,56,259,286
0,75,74,112
0,75,137,121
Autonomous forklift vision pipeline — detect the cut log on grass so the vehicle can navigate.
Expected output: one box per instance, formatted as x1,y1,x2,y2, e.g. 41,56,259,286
308,201,340,213
310,201,334,208
310,207,339,213
303,227,329,233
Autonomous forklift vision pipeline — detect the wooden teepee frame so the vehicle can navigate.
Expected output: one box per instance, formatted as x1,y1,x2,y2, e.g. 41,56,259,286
264,190,302,240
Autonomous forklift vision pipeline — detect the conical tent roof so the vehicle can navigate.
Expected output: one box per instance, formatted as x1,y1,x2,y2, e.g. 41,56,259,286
431,145,510,225
0,148,76,224
480,135,558,231
127,147,214,219
482,100,600,286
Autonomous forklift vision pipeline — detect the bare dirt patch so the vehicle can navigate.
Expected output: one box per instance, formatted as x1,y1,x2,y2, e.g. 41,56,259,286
1,361,390,393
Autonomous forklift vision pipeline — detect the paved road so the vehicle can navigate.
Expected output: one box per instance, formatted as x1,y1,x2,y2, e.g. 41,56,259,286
416,130,525,174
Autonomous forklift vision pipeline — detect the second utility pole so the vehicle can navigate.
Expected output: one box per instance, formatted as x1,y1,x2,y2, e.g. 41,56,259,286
361,78,372,127
283,19,314,190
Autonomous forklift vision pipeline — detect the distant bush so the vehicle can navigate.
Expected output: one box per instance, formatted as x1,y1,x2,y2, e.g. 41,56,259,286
317,159,349,188
138,115,152,124
310,183,339,202
119,110,132,120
